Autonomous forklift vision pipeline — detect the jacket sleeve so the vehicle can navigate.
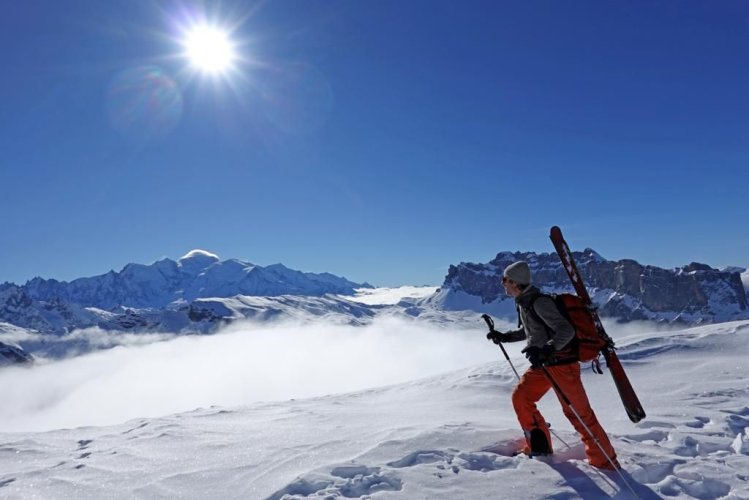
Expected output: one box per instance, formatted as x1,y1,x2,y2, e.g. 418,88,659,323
533,296,575,350
501,327,527,342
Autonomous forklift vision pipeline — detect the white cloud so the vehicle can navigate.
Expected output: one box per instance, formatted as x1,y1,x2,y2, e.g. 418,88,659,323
0,317,499,432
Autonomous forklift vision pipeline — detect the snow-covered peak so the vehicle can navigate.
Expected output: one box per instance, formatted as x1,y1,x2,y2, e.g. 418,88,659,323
8,251,369,314
179,249,220,263
178,249,220,275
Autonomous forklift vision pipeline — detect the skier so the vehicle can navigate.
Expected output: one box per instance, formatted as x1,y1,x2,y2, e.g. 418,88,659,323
486,261,620,470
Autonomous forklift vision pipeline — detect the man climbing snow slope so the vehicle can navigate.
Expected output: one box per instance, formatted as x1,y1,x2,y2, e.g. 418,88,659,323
486,261,620,470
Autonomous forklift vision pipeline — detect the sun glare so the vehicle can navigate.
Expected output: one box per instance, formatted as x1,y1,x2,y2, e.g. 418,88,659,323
183,25,236,74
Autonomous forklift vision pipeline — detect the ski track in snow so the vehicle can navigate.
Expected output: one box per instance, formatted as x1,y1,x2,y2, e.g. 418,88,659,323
1,322,749,499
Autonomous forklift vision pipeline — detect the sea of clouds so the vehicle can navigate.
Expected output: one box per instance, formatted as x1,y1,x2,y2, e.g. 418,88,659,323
0,285,678,435
0,316,500,432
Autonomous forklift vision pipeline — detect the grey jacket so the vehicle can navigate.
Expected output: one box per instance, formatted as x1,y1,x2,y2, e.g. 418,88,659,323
504,286,576,352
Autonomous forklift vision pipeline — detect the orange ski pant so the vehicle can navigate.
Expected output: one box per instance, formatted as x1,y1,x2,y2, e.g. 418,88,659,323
511,363,617,467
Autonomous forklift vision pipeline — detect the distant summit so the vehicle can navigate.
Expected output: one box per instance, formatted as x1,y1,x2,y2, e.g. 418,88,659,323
178,249,220,274
179,249,220,261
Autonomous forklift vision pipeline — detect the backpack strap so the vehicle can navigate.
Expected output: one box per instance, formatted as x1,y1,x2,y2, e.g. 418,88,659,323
524,294,554,341
525,293,579,365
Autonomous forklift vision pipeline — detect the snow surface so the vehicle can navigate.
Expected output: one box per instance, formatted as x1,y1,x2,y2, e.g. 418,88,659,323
0,289,748,498
347,286,439,305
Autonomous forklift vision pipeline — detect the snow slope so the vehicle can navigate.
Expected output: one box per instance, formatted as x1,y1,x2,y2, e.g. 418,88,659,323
0,318,747,498
348,286,439,305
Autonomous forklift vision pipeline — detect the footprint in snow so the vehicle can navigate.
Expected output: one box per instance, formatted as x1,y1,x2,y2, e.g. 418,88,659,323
673,436,700,458
389,441,566,476
725,413,749,435
684,416,711,429
636,420,676,430
454,451,516,473
630,455,733,499
631,459,685,484
386,447,518,474
386,449,455,468
657,472,731,499
620,429,670,444
329,465,379,478
268,464,402,500
477,437,527,457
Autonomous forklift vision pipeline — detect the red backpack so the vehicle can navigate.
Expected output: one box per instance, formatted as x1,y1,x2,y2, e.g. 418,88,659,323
527,293,609,363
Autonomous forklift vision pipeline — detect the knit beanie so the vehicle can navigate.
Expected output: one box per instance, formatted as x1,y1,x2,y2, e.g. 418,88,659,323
503,261,531,285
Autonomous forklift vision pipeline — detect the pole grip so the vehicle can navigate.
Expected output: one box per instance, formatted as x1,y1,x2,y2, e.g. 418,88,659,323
481,314,494,331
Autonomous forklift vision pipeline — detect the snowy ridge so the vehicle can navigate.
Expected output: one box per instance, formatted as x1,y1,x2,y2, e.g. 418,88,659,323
188,294,378,325
0,320,747,498
18,250,368,309
0,295,381,360
0,288,457,360
0,251,370,336
434,249,749,325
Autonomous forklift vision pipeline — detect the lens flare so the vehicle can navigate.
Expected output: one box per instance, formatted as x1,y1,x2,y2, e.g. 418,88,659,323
106,65,183,142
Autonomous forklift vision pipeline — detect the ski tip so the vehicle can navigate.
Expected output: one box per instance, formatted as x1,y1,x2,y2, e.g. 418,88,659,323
550,226,562,238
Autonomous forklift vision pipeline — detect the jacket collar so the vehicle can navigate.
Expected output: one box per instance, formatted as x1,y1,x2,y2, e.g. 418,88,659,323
515,285,541,308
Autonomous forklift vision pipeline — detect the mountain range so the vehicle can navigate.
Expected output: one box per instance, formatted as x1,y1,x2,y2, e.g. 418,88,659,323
0,250,370,337
2,247,748,365
426,249,749,324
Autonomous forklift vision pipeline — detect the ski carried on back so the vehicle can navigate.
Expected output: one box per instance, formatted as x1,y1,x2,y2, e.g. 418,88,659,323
549,226,646,423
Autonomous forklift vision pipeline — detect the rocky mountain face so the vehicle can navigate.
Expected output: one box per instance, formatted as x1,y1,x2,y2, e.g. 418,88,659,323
0,339,33,366
438,249,749,324
0,250,370,335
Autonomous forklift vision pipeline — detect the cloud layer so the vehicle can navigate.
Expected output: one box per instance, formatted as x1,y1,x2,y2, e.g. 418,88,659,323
0,317,498,432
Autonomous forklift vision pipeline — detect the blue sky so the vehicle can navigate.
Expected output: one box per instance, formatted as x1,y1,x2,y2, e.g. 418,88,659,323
1,0,748,287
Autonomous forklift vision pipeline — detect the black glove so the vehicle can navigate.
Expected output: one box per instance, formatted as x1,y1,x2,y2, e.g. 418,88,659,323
486,330,506,345
521,343,555,368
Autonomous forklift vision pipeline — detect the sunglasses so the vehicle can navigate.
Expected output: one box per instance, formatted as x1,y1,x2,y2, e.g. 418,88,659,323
502,276,512,284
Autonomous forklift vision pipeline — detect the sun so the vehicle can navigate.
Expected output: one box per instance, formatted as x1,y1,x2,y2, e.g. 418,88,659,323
183,25,236,74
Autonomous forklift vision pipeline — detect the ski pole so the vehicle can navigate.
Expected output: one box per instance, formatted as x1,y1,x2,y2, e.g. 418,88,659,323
481,314,571,449
481,314,520,379
540,365,640,499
